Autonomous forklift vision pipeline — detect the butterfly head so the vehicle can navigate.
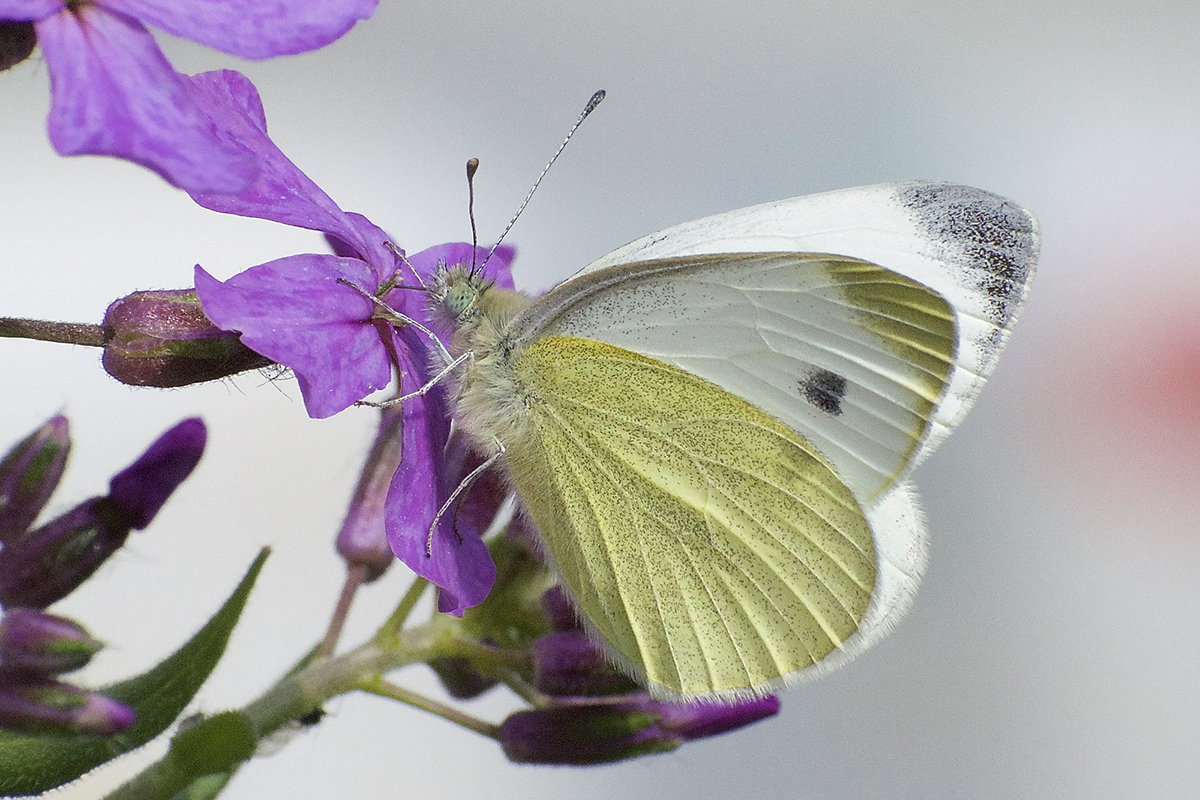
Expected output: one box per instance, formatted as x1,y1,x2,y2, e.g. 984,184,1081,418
429,262,491,330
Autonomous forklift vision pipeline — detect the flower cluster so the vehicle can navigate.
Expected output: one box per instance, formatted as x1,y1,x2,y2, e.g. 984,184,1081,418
0,415,206,735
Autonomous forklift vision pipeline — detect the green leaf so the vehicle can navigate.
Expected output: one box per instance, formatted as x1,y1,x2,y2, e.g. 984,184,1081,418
165,772,234,800
0,548,269,796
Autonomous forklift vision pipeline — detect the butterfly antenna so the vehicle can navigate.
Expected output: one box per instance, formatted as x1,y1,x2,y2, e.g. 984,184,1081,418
466,158,480,275
480,89,606,271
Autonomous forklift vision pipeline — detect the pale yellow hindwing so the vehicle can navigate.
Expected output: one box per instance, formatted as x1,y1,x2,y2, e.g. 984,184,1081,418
505,335,876,697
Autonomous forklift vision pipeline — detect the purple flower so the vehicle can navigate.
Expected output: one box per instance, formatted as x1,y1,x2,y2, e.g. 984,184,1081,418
181,71,515,614
0,0,376,191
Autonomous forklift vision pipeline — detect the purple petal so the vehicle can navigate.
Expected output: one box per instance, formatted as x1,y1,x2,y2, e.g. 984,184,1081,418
108,417,207,529
0,0,62,21
404,242,516,290
99,0,377,59
36,6,256,193
384,331,495,616
195,255,392,418
391,243,516,343
182,70,378,259
655,696,781,740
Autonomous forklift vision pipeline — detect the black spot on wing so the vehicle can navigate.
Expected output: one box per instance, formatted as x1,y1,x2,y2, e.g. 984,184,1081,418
898,183,1037,326
799,368,847,416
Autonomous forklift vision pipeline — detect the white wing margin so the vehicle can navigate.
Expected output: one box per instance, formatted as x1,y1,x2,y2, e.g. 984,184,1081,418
511,182,1039,501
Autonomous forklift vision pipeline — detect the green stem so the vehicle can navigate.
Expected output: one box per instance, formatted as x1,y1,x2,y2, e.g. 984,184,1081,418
102,624,443,800
438,637,530,669
359,677,500,739
0,317,111,346
378,577,429,640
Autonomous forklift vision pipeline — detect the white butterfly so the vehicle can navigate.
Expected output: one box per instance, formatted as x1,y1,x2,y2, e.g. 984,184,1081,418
433,181,1039,699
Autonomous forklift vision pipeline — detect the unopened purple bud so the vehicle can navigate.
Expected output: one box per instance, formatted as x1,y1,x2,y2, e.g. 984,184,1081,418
102,289,271,387
532,631,640,698
0,609,103,673
427,656,498,700
336,408,402,581
0,22,36,72
0,419,206,607
0,414,71,543
0,677,134,736
540,586,581,632
107,418,206,530
655,695,781,741
499,704,677,765
0,499,125,609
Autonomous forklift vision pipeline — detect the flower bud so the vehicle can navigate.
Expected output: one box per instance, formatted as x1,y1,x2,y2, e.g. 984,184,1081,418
0,414,70,543
0,22,36,72
102,289,271,387
532,631,640,697
499,704,676,765
0,676,134,736
0,498,128,609
654,695,781,741
0,419,206,608
427,656,498,700
498,693,781,765
0,609,103,673
336,408,402,581
539,586,581,632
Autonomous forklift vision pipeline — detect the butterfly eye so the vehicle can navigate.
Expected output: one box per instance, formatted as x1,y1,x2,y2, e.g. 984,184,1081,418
443,282,478,320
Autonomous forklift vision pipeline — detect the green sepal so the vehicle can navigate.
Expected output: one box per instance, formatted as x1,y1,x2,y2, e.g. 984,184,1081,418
457,534,552,652
0,548,269,796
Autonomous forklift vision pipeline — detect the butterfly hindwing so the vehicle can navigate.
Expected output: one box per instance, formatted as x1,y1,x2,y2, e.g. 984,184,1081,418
505,335,913,698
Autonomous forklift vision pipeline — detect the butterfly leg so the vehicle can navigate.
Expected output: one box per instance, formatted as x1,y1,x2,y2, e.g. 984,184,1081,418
424,440,505,556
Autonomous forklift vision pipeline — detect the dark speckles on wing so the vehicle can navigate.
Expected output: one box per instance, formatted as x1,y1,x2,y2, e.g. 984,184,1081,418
799,368,847,416
898,183,1036,326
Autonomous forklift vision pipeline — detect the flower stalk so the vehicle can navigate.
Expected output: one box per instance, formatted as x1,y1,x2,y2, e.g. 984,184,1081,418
0,317,111,347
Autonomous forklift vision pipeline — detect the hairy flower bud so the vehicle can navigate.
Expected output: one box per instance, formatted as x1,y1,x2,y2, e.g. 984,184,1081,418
498,694,781,765
102,289,271,387
0,419,206,608
499,704,676,765
0,609,103,673
336,408,402,581
0,22,36,72
539,586,581,632
427,656,499,700
532,631,640,697
0,676,134,736
0,414,70,543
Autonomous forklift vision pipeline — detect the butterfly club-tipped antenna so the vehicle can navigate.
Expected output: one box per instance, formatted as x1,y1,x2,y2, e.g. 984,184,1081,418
466,157,481,275
478,89,606,273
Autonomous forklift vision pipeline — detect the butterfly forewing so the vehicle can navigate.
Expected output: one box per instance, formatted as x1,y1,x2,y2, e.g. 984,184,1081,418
528,252,956,503
514,182,1039,495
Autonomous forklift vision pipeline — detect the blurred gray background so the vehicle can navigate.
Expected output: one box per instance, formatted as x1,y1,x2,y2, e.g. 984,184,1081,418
4,0,1199,797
